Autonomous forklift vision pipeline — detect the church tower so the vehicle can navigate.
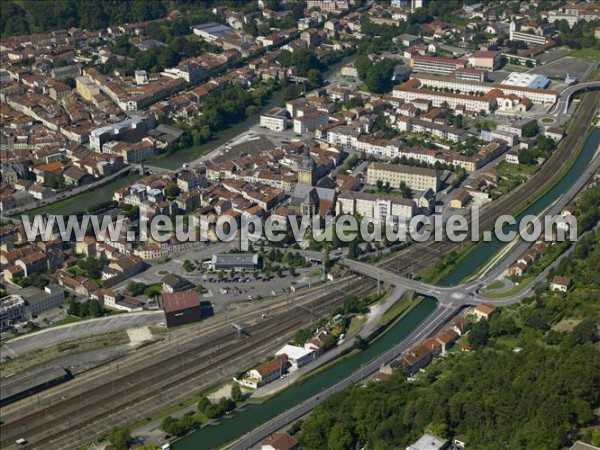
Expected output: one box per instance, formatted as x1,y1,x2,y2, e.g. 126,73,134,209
297,151,316,186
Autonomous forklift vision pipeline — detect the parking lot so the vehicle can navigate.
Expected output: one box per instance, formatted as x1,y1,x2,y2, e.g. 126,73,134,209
529,56,598,81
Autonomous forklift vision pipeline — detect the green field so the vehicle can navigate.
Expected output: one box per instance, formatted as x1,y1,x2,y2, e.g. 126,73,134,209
570,48,600,59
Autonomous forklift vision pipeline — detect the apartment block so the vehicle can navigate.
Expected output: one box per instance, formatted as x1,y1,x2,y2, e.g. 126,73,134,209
260,107,288,131
336,191,416,223
367,162,440,192
411,55,466,75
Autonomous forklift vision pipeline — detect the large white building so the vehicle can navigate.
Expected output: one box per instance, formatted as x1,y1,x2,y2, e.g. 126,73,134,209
336,191,416,224
407,74,557,105
293,111,329,134
509,21,547,45
367,162,440,192
260,107,288,131
393,86,494,113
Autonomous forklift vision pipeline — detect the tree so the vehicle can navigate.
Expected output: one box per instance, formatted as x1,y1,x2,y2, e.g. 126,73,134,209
518,148,536,165
108,428,131,450
353,335,368,350
570,319,597,345
467,319,489,349
307,68,323,88
327,422,354,450
231,384,242,403
354,54,372,80
127,281,147,296
89,299,101,317
453,114,463,129
164,181,181,199
426,422,450,439
364,59,395,94
183,260,194,272
67,297,79,316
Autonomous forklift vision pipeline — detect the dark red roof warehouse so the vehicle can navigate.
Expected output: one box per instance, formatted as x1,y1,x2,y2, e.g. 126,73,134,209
162,290,201,313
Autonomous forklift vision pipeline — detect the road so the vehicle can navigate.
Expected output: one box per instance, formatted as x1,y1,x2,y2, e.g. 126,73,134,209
547,80,600,121
223,126,600,450
227,303,458,450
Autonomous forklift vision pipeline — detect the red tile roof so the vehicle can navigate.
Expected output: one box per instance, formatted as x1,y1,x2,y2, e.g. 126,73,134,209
162,290,201,313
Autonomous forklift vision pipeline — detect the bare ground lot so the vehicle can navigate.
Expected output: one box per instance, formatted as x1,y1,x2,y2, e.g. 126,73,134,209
551,318,583,332
530,56,598,81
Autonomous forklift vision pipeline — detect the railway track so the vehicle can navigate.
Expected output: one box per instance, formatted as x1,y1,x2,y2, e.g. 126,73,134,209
381,93,600,276
0,276,357,420
0,280,375,449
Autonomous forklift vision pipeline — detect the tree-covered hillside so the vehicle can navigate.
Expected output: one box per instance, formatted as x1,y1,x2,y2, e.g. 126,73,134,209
1,0,167,36
296,192,600,450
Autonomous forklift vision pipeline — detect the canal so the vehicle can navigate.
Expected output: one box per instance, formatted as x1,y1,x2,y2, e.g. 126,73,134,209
441,127,600,286
36,56,356,214
173,127,600,449
173,298,437,450
24,173,141,216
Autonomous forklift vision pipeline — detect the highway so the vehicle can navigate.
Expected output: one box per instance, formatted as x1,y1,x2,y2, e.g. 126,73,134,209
547,80,600,120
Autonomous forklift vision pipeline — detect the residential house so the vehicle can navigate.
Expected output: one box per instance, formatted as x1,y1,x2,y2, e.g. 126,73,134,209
550,276,572,292
472,303,497,320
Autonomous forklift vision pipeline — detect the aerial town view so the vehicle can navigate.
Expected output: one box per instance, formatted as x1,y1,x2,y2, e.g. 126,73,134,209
0,0,600,449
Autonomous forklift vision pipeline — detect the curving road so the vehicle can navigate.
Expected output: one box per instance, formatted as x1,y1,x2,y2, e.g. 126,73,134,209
224,121,600,450
227,303,458,450
548,80,600,122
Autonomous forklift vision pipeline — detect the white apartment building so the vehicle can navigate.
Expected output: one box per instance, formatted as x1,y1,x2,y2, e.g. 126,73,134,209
293,111,329,134
410,118,467,143
355,135,403,159
509,22,547,45
260,107,288,131
336,191,416,223
409,75,557,104
327,125,360,147
393,87,494,113
367,162,440,192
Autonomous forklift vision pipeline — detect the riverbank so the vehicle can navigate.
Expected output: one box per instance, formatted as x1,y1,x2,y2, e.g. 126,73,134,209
164,122,600,450
440,103,600,287
171,298,438,450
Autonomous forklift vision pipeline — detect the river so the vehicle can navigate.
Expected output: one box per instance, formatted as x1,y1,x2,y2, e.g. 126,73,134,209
173,298,437,450
172,127,600,449
441,127,600,286
37,56,355,215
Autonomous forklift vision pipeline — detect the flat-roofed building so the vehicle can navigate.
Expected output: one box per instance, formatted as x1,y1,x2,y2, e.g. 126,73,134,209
0,295,25,330
468,50,500,71
336,191,416,224
210,253,260,270
293,110,329,134
406,433,448,450
260,107,288,131
411,54,466,75
367,162,440,192
193,22,235,41
453,67,486,82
